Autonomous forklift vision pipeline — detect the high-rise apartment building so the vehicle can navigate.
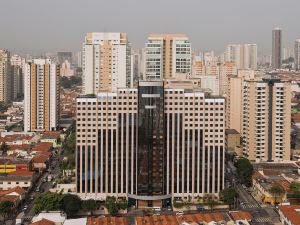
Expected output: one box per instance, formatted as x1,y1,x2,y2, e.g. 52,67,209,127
11,54,24,99
227,76,291,162
24,59,60,132
225,44,257,70
144,34,191,80
82,32,131,94
76,81,225,206
0,50,11,103
295,39,300,70
272,28,282,69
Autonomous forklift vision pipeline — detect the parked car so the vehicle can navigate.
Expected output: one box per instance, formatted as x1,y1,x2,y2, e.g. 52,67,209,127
176,211,184,216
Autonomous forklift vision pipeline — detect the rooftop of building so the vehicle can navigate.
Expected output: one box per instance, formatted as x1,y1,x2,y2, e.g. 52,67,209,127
0,157,31,165
229,211,252,221
87,217,128,225
0,186,25,196
136,213,225,225
279,205,300,225
30,218,55,225
225,129,240,135
41,131,61,140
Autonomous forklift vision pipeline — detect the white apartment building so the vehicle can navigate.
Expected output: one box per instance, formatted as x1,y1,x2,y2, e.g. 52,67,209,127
225,44,257,70
295,39,300,70
82,32,131,94
145,34,191,80
24,59,60,132
76,81,225,206
0,50,11,103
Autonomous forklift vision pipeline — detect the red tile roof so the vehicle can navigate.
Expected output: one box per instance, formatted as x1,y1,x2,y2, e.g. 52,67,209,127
273,179,291,192
8,144,31,151
279,205,300,225
9,170,33,177
32,154,49,164
230,211,252,221
32,142,52,152
87,217,128,225
0,186,25,195
41,131,61,140
30,218,55,225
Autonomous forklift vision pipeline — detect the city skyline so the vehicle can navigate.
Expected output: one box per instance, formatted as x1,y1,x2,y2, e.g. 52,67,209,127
1,0,300,54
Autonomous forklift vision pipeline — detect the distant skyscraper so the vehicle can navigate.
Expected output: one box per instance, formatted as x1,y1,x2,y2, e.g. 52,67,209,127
0,50,11,103
57,52,72,65
24,59,60,132
11,54,24,99
82,32,131,94
295,39,300,70
225,44,257,70
272,28,282,69
145,34,191,80
283,47,293,61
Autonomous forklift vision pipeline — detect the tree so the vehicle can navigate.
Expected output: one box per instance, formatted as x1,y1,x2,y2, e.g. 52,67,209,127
0,142,9,156
235,158,253,187
220,187,238,208
117,198,128,210
62,194,81,217
105,196,118,215
82,199,98,215
0,201,14,222
269,184,285,205
290,182,300,194
204,194,218,212
34,192,64,214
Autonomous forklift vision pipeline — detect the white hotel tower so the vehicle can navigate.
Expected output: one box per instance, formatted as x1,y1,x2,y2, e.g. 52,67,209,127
76,81,225,207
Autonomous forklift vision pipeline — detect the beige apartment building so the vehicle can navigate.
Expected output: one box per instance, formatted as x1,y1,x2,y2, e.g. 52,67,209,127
227,76,291,162
76,81,225,206
0,50,11,103
82,32,131,94
145,34,191,80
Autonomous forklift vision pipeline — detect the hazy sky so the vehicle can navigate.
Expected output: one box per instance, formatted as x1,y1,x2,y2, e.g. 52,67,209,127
1,0,300,55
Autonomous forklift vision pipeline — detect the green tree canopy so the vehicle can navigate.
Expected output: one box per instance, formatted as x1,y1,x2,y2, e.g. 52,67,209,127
0,201,14,221
220,187,238,208
204,194,218,212
235,158,253,187
117,198,128,210
0,142,9,156
81,199,98,215
290,182,300,193
34,192,64,214
62,194,82,217
105,196,118,215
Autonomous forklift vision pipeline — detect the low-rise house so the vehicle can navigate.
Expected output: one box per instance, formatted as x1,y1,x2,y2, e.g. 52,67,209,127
40,132,63,148
32,153,51,172
252,171,290,204
229,211,252,225
0,186,26,207
7,144,31,156
0,158,32,173
0,171,35,190
278,205,300,225
30,218,55,225
135,213,226,225
32,212,66,225
88,217,128,225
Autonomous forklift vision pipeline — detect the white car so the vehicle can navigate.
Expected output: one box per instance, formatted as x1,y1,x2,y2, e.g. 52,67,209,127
176,211,184,216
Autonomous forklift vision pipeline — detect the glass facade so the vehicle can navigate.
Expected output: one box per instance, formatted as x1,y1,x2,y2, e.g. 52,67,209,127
137,81,165,197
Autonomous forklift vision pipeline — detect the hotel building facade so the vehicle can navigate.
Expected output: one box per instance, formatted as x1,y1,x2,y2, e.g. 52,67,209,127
24,59,60,132
76,81,225,207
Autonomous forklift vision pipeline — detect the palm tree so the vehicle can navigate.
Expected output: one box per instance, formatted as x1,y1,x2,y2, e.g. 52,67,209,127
0,142,9,156
269,184,285,205
204,194,218,212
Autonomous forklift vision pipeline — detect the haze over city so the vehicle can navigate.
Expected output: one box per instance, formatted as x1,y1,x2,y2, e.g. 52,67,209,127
1,0,300,54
